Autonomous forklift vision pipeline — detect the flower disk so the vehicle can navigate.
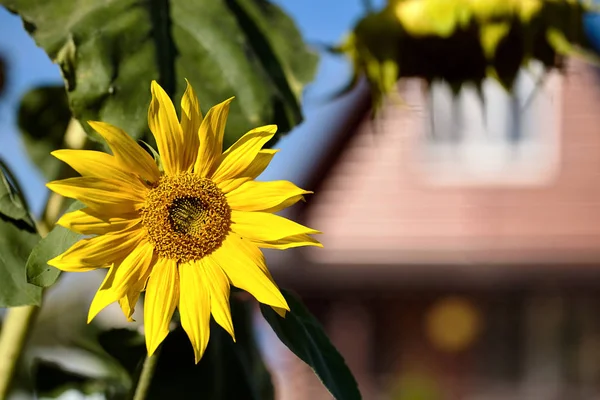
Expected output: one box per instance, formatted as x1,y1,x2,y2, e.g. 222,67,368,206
141,172,231,263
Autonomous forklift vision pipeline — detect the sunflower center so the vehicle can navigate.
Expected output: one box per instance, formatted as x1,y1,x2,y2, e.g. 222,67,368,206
168,197,210,236
141,173,231,263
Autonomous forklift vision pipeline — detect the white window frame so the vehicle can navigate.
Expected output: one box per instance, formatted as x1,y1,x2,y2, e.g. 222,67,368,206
414,62,562,187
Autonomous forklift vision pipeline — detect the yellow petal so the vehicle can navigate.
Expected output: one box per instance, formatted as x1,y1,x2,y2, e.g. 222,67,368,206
117,249,155,322
180,79,202,171
218,234,286,323
87,261,151,323
109,241,154,300
211,125,277,183
48,227,144,271
144,258,179,356
88,265,119,323
242,149,278,179
47,177,144,215
57,208,139,235
217,149,278,193
211,234,288,311
252,233,323,250
272,307,287,318
230,210,320,242
148,80,185,175
226,180,311,213
51,150,142,185
88,121,159,184
202,257,235,341
118,289,142,322
179,261,211,363
194,97,234,177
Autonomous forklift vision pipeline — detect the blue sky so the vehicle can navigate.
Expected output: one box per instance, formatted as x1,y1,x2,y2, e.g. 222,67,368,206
0,1,384,216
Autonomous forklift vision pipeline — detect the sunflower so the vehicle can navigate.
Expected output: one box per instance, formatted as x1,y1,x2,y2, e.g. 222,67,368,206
46,80,321,362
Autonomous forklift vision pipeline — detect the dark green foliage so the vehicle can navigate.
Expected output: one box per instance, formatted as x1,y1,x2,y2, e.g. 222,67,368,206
261,290,362,400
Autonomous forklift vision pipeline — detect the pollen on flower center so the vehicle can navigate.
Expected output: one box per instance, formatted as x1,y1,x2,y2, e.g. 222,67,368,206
141,173,231,263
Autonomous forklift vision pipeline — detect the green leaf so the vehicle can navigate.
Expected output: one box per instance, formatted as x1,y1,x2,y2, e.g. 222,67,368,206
2,0,318,149
17,85,72,180
260,289,362,400
0,213,42,307
0,160,29,221
26,200,84,288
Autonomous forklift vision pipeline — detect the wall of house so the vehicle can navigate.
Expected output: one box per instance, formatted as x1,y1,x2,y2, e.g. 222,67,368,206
265,59,600,400
303,59,600,268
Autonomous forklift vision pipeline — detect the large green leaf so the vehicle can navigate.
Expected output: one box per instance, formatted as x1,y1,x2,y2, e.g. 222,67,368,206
260,289,362,400
0,213,42,307
0,163,42,307
1,0,318,149
26,200,84,288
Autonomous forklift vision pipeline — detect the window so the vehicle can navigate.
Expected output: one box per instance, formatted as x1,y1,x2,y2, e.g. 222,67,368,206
415,62,562,186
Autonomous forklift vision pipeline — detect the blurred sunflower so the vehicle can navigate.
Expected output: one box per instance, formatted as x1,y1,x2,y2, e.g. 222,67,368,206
340,0,595,108
46,80,321,362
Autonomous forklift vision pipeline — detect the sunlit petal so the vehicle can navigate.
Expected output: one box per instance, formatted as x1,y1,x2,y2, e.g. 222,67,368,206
144,258,179,356
57,208,139,235
47,177,144,215
51,150,142,185
231,210,320,242
87,265,119,323
109,241,154,300
216,149,278,193
202,256,235,341
87,121,159,184
179,261,211,363
211,125,277,183
251,233,323,250
226,180,311,213
48,227,144,271
211,234,288,311
180,79,202,171
148,80,185,174
194,97,234,177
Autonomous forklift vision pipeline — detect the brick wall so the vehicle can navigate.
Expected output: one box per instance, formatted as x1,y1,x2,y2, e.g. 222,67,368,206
304,59,600,267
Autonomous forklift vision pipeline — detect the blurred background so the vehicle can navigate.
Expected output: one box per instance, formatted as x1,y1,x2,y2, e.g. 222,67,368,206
4,0,600,399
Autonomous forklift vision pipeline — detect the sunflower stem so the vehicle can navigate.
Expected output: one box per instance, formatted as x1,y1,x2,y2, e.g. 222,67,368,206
132,348,161,400
0,118,87,399
0,306,39,399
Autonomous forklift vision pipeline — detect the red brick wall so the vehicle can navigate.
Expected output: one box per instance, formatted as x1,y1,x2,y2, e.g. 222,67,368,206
304,59,600,267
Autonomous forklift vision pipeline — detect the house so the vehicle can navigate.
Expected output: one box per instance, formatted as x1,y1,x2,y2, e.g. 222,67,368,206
259,58,600,400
